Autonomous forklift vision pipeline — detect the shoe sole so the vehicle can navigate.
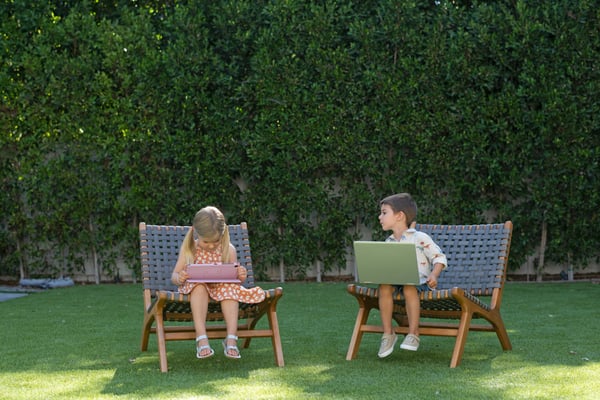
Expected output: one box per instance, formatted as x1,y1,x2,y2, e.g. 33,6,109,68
196,348,215,359
399,344,419,351
223,340,241,359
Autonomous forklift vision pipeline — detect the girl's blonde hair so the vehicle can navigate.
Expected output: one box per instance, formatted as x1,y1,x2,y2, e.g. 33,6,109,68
181,206,231,264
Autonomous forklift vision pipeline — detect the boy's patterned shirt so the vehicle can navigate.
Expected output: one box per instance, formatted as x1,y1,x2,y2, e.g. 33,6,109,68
385,228,447,284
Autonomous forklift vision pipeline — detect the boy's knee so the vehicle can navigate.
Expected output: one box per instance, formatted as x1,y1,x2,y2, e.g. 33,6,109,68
378,284,394,295
403,285,416,293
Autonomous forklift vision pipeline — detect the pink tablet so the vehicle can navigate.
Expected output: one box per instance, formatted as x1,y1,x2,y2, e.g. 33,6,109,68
186,263,241,283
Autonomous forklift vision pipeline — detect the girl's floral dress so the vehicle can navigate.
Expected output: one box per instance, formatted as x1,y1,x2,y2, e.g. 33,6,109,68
178,243,265,303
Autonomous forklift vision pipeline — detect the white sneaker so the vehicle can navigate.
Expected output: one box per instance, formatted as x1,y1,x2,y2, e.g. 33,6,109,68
377,333,398,358
400,334,420,351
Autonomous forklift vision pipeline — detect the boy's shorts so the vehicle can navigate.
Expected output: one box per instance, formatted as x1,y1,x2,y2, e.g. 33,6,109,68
392,283,431,294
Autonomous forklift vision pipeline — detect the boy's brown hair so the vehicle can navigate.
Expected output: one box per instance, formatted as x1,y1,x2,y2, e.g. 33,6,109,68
380,193,417,227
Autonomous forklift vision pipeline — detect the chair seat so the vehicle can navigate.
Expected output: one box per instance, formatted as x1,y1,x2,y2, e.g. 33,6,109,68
348,284,493,314
151,288,283,322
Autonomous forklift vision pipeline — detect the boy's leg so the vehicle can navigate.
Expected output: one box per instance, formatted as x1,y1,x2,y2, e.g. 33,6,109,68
400,285,421,351
378,284,395,334
377,284,398,358
403,285,420,335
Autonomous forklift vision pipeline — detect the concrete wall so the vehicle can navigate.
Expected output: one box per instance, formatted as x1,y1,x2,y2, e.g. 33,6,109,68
70,254,599,284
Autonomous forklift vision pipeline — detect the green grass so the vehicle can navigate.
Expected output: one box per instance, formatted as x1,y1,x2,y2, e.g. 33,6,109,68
1,282,599,399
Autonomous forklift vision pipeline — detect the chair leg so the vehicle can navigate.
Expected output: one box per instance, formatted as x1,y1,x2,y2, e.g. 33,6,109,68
489,312,512,351
238,296,284,366
268,307,285,367
141,312,154,351
496,328,512,351
154,311,169,373
449,310,473,368
346,305,371,360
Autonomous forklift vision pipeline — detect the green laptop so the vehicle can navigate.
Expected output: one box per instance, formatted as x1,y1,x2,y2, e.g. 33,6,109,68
353,241,421,285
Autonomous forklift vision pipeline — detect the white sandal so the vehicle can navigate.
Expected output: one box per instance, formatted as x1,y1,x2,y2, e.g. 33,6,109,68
222,334,241,359
196,335,214,359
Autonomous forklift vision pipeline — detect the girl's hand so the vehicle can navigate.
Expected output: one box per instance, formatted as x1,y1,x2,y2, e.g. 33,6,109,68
237,265,247,282
172,270,189,285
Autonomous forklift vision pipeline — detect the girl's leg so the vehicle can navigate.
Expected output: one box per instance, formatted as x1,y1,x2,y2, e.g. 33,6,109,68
220,299,240,357
189,284,212,357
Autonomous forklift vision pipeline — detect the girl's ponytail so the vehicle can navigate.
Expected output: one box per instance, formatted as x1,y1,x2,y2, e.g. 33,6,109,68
221,225,231,263
181,227,195,265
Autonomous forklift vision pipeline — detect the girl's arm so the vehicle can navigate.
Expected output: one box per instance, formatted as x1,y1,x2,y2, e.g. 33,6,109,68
231,243,248,282
229,243,238,263
171,243,190,285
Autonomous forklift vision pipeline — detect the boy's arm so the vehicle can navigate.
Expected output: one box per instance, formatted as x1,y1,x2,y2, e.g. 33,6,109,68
426,263,444,289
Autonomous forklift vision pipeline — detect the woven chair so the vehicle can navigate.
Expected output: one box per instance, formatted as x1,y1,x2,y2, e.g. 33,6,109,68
140,222,284,372
346,221,513,367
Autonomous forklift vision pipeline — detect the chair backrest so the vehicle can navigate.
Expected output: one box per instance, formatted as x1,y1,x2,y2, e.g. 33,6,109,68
415,222,513,295
140,222,256,294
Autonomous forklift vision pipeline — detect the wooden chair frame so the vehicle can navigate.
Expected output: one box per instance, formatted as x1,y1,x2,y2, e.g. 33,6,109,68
346,221,513,367
140,222,284,372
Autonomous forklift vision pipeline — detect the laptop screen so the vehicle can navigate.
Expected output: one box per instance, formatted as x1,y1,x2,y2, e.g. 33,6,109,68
353,241,420,285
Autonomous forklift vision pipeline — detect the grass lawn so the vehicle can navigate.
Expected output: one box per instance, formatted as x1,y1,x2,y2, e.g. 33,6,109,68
1,281,599,399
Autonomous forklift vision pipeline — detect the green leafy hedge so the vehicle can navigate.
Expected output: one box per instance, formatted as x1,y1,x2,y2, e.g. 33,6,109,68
1,0,599,281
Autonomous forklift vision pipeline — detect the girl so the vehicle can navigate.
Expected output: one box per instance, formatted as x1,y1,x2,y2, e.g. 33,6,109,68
171,206,265,359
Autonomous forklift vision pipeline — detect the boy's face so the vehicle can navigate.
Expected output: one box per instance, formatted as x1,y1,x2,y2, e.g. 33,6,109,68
378,204,404,231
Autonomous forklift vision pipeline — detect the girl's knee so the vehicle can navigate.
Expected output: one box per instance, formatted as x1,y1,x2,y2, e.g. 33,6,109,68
220,299,239,308
190,284,208,297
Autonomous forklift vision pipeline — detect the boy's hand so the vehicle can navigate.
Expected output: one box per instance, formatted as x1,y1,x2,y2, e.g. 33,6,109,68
427,263,445,289
426,275,438,289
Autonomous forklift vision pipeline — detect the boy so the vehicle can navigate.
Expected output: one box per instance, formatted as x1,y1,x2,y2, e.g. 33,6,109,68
377,193,447,357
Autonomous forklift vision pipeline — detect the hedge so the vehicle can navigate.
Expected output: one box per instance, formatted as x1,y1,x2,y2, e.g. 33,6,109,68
1,0,599,282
